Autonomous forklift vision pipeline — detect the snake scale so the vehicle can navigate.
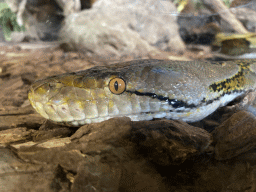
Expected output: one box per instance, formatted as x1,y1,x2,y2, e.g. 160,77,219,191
28,59,256,126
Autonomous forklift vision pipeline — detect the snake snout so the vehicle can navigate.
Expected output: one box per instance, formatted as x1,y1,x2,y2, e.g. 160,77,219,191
28,81,57,120
28,79,111,126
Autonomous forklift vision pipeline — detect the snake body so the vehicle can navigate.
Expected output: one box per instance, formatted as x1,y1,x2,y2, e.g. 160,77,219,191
28,59,256,126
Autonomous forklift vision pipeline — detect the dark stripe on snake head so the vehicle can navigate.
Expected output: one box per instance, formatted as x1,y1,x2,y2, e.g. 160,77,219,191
126,90,197,109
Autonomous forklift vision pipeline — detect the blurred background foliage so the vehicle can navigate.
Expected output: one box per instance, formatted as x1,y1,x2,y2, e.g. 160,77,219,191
0,2,25,41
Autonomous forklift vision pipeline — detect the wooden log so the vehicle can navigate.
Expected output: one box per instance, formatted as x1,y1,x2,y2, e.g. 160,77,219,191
202,0,249,34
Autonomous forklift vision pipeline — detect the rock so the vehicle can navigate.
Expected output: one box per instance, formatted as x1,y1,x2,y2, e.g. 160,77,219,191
0,147,70,192
72,159,169,192
0,113,45,130
60,0,186,58
119,160,168,192
213,110,256,160
11,137,71,150
15,146,85,173
33,120,72,141
131,119,211,165
71,157,168,192
71,117,211,166
12,117,170,191
194,159,254,192
6,111,256,191
71,162,121,192
0,127,33,144
71,117,132,153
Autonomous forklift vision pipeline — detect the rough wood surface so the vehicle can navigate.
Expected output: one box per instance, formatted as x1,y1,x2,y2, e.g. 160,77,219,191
203,0,249,34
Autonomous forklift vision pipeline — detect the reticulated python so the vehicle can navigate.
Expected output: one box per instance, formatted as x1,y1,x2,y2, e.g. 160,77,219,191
28,59,256,126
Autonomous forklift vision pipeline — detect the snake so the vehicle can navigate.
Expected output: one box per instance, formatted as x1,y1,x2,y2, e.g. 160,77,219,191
28,59,256,127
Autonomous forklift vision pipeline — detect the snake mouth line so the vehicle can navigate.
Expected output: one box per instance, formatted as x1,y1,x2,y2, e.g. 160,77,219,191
126,90,197,108
126,89,246,109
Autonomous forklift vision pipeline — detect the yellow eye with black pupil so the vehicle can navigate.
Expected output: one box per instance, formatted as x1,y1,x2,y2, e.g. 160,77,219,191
109,78,126,94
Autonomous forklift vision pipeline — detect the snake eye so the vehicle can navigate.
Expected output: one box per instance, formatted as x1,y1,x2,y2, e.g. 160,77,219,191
109,78,126,94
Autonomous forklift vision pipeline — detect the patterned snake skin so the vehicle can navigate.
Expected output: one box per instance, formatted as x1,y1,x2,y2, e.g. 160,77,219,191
28,59,256,126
